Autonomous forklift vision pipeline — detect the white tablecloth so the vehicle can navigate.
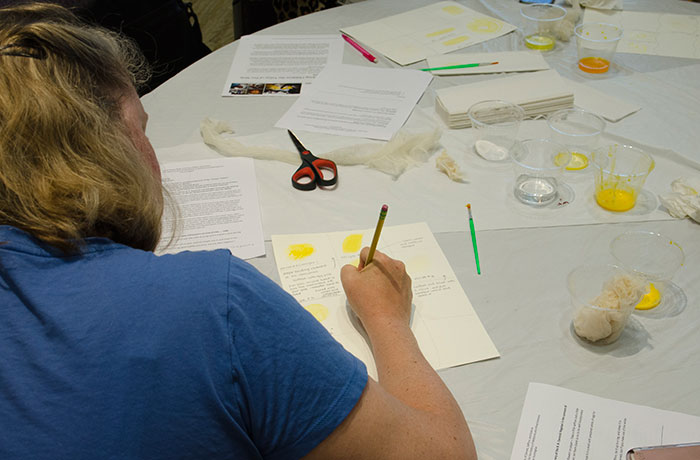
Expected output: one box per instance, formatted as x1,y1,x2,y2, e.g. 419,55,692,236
142,1,700,458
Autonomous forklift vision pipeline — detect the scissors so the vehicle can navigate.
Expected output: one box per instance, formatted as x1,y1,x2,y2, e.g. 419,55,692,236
288,130,338,191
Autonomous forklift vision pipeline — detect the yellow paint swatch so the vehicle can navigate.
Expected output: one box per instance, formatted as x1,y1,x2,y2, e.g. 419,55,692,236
467,18,502,34
342,234,363,253
287,243,314,260
304,303,329,322
442,5,464,15
426,27,455,38
443,36,469,46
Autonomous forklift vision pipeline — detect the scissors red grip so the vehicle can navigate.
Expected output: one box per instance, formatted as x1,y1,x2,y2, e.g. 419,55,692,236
288,131,338,191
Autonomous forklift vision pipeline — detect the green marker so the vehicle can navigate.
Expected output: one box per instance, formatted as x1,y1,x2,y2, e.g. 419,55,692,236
466,204,481,275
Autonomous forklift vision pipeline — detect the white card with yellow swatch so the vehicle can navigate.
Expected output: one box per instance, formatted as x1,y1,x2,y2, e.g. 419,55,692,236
340,1,516,66
271,222,499,378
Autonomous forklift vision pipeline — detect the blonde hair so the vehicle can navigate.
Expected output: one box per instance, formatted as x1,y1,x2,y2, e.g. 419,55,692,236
0,3,164,254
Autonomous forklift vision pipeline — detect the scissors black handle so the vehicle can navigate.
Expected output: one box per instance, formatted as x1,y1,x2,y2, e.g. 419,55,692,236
288,130,338,191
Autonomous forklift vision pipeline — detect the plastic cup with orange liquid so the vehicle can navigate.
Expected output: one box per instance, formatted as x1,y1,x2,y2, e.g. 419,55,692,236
610,231,685,311
590,144,654,213
520,4,567,51
575,23,623,74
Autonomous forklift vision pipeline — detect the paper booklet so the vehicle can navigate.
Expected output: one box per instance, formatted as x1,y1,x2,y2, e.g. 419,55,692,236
435,70,574,129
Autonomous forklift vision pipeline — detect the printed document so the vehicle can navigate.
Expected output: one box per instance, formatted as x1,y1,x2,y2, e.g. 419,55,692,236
222,35,343,96
275,64,433,140
511,383,700,460
271,222,499,378
157,157,265,259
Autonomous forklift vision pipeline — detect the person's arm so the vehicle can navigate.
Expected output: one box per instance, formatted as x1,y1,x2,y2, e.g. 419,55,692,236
303,248,477,460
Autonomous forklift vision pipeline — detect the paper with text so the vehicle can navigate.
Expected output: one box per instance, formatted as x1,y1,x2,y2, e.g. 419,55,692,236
511,383,700,460
222,35,343,96
157,157,265,259
271,222,499,378
340,1,516,66
275,64,432,140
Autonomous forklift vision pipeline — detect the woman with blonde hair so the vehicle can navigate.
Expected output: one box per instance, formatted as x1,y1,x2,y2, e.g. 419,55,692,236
0,4,477,460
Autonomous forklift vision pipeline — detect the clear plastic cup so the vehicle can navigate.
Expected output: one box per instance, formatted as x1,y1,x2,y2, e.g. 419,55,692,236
547,108,605,171
575,23,623,74
510,138,570,206
467,100,525,162
520,4,567,51
590,144,655,212
568,264,645,344
610,231,685,310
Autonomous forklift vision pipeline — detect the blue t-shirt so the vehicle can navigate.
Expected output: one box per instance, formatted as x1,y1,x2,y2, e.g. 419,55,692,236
0,226,367,459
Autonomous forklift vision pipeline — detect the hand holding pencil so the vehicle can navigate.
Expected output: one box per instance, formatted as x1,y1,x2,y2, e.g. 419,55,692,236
340,246,413,330
340,203,413,329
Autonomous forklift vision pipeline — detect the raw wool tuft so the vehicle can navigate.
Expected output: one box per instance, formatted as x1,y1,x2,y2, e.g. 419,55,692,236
200,118,299,164
572,273,645,344
555,0,582,42
659,177,700,223
435,150,466,182
200,118,442,179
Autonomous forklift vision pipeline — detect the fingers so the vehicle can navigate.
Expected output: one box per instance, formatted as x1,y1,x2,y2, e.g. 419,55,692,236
340,263,358,286
357,247,370,270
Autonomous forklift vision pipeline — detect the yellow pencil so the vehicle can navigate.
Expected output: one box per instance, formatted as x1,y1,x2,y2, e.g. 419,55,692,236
365,204,388,265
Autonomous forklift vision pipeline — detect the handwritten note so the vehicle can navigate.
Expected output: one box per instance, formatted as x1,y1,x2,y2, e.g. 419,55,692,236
271,222,499,378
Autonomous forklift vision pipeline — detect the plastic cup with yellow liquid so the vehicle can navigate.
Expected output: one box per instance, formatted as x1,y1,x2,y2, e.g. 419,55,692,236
591,144,654,213
520,4,567,51
547,108,605,172
610,231,685,311
575,23,623,74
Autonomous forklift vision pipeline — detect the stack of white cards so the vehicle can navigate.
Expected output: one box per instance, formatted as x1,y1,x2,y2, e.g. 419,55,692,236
435,69,574,129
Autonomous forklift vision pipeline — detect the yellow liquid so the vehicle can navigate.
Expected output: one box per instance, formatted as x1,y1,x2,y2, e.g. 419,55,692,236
554,152,589,171
596,188,636,212
525,34,555,50
578,57,610,74
636,283,661,310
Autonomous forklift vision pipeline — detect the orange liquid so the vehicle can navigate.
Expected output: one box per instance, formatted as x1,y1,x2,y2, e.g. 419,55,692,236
578,57,610,74
596,188,635,212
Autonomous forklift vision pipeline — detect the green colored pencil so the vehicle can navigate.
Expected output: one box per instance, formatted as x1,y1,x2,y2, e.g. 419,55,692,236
420,61,498,72
466,204,481,275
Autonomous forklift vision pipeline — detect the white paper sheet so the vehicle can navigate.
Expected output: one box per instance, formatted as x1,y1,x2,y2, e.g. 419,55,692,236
583,9,700,59
157,157,265,259
511,383,700,460
566,78,642,122
340,1,516,66
275,64,432,140
425,50,549,75
271,222,499,378
221,35,343,96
